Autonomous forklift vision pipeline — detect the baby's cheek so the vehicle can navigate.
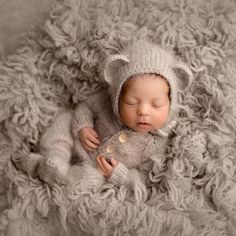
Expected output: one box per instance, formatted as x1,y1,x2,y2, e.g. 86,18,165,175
120,106,134,121
154,109,169,127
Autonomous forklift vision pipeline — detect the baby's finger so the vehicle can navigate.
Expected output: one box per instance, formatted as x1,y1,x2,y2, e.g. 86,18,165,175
83,144,94,152
85,140,99,150
82,141,96,151
87,134,100,145
88,128,100,139
100,157,113,173
111,158,118,167
96,156,107,175
80,141,88,149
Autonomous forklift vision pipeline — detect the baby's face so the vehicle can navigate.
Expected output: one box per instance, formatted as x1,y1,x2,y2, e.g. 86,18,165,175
119,74,170,133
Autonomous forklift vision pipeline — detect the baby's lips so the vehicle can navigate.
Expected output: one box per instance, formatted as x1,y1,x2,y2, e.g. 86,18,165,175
137,120,150,124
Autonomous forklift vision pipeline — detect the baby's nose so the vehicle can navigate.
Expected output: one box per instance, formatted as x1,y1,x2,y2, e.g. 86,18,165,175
137,104,149,116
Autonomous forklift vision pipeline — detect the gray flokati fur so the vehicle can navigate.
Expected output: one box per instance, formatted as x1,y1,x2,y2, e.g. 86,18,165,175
0,0,236,235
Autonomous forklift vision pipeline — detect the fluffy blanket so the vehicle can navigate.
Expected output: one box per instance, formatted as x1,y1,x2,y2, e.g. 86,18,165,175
0,0,236,235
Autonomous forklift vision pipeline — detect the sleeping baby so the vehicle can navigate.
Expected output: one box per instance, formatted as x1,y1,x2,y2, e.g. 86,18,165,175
12,39,192,189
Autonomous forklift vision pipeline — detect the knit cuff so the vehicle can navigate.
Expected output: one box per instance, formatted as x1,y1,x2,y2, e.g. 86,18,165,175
46,158,69,175
72,116,94,138
109,162,129,186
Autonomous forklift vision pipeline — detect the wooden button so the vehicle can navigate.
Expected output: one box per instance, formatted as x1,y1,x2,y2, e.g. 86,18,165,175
119,132,128,143
106,145,115,153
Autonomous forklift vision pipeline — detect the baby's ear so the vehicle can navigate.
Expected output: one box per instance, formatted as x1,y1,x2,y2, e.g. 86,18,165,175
104,54,129,85
173,62,193,91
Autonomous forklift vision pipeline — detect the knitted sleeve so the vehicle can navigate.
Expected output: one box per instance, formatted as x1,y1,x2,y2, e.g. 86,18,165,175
109,137,168,187
109,162,150,203
72,101,94,138
109,162,148,187
72,89,108,138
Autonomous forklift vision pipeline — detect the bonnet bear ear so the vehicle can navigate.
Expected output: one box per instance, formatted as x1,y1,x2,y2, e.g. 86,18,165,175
104,54,129,85
173,62,193,91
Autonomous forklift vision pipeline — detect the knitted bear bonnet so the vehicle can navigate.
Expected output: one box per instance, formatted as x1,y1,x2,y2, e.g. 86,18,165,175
104,39,193,136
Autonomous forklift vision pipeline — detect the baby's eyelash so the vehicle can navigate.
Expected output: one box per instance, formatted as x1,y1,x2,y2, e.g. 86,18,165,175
124,102,137,105
152,105,161,108
152,103,164,108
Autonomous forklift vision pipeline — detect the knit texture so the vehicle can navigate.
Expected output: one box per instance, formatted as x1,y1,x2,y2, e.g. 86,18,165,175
97,130,168,169
72,89,169,186
109,162,129,186
104,40,193,130
71,42,183,187
0,0,236,235
8,37,187,226
72,89,121,140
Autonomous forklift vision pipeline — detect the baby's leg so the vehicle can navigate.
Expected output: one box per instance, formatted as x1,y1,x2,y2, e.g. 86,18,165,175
12,109,74,184
72,138,91,164
12,152,43,177
38,109,74,179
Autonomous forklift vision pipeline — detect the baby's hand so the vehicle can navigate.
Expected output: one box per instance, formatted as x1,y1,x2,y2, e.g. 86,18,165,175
96,156,118,177
79,127,100,151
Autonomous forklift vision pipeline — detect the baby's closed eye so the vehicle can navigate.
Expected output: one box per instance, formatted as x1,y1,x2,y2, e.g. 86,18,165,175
123,98,138,105
152,98,169,109
152,102,163,108
152,103,169,109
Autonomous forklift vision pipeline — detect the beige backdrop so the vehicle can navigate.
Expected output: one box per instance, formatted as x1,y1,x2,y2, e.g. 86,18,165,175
0,0,53,57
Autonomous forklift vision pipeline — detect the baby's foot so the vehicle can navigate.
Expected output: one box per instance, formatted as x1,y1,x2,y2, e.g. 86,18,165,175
37,159,71,186
11,152,43,177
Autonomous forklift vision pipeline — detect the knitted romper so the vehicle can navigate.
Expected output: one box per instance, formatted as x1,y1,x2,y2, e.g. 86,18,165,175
38,39,192,188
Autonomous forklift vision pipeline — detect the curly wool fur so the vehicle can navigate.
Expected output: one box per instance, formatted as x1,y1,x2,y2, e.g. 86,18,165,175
0,0,236,235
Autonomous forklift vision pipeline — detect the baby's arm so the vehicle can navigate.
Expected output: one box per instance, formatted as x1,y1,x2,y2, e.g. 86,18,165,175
96,156,148,203
96,156,147,186
72,101,95,139
72,91,105,152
